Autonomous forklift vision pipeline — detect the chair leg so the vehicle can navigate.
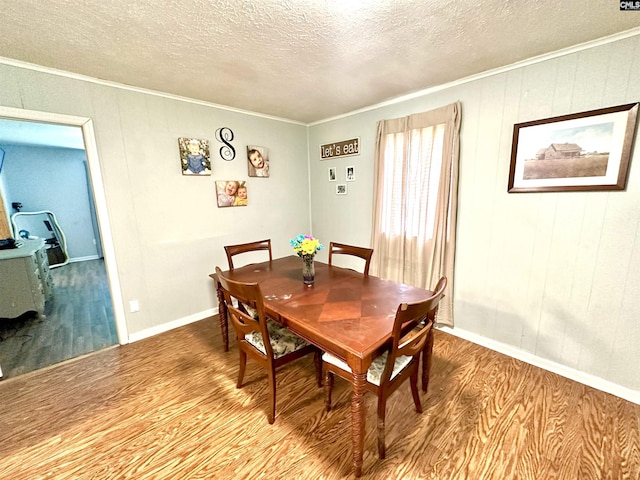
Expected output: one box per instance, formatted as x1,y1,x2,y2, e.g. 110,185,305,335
324,371,334,411
237,350,247,388
422,329,434,392
267,365,276,424
377,397,387,459
216,285,229,352
410,369,423,414
314,349,323,387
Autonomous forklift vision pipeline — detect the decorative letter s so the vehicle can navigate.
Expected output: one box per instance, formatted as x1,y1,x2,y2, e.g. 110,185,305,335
215,127,236,161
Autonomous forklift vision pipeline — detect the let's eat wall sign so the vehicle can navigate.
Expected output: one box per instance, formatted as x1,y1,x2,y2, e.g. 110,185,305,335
320,137,360,160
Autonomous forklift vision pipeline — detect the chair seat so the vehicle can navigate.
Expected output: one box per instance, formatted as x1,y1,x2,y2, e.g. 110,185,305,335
322,351,412,386
247,319,310,358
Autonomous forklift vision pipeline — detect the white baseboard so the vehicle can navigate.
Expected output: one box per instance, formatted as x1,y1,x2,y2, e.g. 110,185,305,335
438,325,640,405
127,308,218,343
68,255,101,263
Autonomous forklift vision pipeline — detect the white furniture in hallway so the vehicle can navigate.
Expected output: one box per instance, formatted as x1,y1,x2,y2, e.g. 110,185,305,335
0,238,53,319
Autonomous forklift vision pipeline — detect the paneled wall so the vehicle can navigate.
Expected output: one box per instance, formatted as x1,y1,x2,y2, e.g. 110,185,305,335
308,34,640,400
0,63,310,338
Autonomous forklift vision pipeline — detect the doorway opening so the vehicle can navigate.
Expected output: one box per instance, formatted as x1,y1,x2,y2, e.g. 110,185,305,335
0,106,127,379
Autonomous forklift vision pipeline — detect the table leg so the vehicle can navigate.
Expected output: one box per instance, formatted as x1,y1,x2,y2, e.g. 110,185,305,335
216,283,229,352
422,326,434,392
351,371,366,477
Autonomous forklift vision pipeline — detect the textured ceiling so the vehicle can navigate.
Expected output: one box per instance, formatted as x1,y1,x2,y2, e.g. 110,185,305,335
2,1,640,124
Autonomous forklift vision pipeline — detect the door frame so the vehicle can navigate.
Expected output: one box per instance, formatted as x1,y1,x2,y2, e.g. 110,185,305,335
0,105,128,345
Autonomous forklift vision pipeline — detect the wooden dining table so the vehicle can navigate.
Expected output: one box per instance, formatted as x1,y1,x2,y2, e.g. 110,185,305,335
210,256,435,477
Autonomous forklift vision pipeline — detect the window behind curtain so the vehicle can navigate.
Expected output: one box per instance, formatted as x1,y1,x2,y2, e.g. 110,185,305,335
380,124,445,239
372,102,461,327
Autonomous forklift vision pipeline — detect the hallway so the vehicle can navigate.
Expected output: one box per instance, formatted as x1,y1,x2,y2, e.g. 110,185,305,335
0,259,116,379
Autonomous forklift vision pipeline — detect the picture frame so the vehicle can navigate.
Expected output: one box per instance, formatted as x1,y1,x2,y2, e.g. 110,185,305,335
346,165,355,182
336,184,347,195
328,167,336,181
508,103,638,193
178,137,211,176
247,145,270,177
216,180,247,207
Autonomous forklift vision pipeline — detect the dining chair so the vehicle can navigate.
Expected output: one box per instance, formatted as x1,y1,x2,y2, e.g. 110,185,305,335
215,266,322,424
219,239,272,351
322,285,446,459
328,241,373,276
224,239,272,270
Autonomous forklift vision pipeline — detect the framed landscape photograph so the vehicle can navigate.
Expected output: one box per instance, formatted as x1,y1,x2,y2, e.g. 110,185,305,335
508,103,638,193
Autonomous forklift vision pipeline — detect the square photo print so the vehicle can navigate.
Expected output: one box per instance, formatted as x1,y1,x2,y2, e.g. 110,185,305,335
179,137,211,175
216,180,247,207
346,165,355,181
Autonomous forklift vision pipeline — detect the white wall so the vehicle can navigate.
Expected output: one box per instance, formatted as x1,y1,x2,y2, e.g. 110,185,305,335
308,34,640,400
0,63,310,338
0,145,98,259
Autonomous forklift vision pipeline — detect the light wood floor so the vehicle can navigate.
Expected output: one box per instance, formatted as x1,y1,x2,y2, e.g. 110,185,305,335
0,319,639,479
0,259,117,379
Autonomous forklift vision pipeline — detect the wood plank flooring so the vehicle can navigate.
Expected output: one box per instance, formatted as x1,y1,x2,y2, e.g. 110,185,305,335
0,259,117,379
0,319,639,479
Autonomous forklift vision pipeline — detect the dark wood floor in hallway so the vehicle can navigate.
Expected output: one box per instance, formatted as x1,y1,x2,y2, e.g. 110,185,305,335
1,318,639,479
0,259,117,379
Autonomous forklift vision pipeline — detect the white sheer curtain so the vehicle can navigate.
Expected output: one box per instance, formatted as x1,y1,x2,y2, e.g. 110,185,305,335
370,102,461,326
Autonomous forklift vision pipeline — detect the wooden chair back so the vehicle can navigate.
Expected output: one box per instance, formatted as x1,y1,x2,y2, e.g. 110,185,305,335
418,276,447,392
383,283,446,386
215,266,272,358
431,277,446,318
328,241,373,275
224,239,272,270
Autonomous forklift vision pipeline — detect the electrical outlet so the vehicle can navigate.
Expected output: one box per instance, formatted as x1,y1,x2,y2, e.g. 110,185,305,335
129,300,140,312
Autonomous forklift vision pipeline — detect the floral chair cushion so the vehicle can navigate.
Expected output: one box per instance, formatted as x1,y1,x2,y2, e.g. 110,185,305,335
241,303,257,319
246,319,310,359
322,351,412,387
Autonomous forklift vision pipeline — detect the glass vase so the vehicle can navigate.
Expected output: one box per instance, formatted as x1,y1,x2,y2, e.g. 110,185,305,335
302,255,315,285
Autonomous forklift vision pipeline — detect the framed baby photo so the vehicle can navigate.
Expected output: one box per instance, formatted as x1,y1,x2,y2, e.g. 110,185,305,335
216,180,248,207
247,145,270,177
178,137,211,175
